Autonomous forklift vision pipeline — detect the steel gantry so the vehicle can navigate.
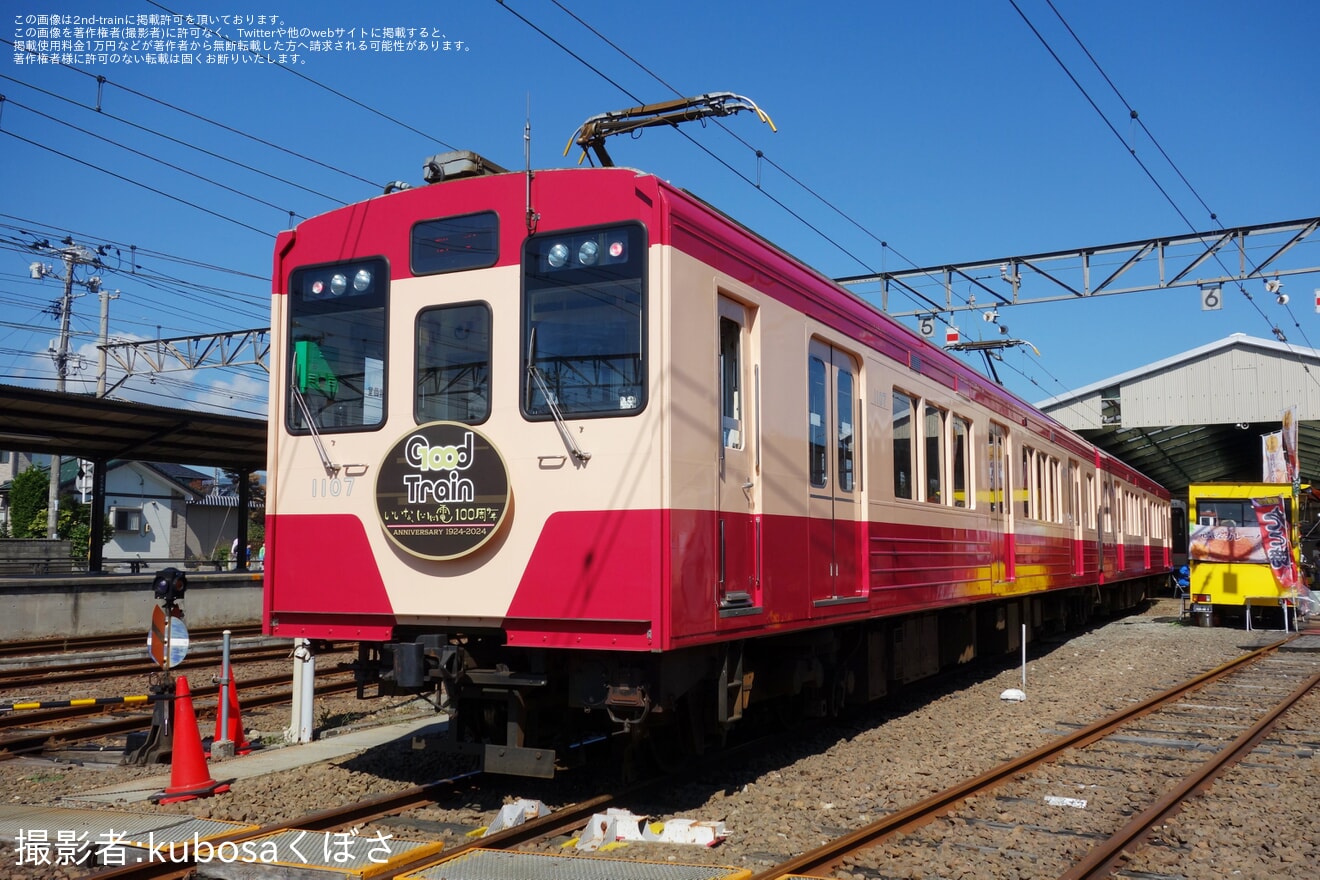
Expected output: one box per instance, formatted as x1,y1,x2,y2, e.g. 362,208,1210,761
838,216,1320,318
98,328,270,396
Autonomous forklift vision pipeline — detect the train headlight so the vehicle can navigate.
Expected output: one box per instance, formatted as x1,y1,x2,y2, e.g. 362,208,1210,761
329,273,348,296
547,242,569,269
577,239,599,266
353,268,372,291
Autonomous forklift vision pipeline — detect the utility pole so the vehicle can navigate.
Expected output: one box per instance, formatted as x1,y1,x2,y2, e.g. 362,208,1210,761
97,286,120,398
31,242,101,539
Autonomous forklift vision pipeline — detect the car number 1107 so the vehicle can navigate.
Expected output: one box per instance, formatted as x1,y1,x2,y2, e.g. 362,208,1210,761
312,477,355,498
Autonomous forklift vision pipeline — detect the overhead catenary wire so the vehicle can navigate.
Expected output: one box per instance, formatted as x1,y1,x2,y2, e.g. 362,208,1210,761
141,1,462,157
3,4,1310,415
1010,0,1319,385
0,73,348,207
0,37,386,194
1,95,308,224
1,127,276,240
497,1,885,283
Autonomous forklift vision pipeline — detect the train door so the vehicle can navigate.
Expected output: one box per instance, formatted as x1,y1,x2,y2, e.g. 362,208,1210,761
808,340,863,604
1100,477,1117,579
717,298,760,609
987,423,1012,584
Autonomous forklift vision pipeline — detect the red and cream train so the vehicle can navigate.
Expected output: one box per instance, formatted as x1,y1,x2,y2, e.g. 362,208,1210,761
264,151,1171,776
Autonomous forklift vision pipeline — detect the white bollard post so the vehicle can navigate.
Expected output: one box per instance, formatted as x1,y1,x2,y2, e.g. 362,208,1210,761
287,641,318,744
297,639,316,743
212,629,234,759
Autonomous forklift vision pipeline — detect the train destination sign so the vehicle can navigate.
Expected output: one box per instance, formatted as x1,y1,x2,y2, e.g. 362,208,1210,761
375,421,511,560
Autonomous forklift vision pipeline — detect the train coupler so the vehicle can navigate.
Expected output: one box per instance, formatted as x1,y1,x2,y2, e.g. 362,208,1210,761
603,684,652,730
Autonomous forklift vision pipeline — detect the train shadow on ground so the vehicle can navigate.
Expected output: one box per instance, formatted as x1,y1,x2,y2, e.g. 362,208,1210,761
333,601,1182,825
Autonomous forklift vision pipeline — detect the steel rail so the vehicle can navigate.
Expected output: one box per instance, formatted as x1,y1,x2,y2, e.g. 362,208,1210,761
81,722,742,879
0,625,262,658
748,638,1292,880
0,670,307,729
0,645,309,690
80,773,625,880
0,676,359,758
1060,664,1320,880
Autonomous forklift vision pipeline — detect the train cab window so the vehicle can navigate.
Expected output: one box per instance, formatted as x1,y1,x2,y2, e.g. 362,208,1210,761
287,257,388,434
415,303,491,424
892,391,914,499
924,404,945,504
522,223,645,418
951,416,970,508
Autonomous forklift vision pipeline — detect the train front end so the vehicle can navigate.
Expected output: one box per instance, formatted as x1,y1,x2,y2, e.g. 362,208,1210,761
264,156,668,775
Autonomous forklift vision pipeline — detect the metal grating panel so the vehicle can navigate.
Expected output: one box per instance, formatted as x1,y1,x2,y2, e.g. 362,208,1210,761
208,829,443,872
404,848,748,880
0,804,253,845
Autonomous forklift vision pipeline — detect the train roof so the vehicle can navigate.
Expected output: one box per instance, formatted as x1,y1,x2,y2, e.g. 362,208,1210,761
278,153,1168,499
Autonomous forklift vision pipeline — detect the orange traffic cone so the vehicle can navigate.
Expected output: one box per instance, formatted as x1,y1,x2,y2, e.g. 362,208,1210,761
213,676,251,755
151,676,231,804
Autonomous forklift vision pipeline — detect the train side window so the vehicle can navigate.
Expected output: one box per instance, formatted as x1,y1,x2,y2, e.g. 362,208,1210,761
924,404,945,503
1085,473,1096,528
1020,446,1034,519
987,422,1007,513
951,416,970,508
415,303,491,424
721,316,743,449
809,355,828,488
892,391,914,499
837,364,855,493
1038,454,1056,522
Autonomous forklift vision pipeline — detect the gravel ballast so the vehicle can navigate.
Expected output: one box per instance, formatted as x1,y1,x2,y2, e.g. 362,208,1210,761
3,598,1315,880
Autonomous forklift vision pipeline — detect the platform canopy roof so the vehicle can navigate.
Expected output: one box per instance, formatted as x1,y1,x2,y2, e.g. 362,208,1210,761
3,334,1318,498
1038,334,1320,500
0,383,266,471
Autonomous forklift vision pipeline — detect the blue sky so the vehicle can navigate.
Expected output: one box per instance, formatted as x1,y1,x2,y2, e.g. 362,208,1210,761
3,0,1318,416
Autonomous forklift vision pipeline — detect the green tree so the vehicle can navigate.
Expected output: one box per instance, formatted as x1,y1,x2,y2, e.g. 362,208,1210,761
9,465,49,539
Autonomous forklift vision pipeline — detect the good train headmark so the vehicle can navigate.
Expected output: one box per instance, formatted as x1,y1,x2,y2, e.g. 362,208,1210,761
376,422,511,560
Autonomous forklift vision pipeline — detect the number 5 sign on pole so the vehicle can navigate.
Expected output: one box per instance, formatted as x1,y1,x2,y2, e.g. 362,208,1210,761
918,315,935,338
1200,285,1222,311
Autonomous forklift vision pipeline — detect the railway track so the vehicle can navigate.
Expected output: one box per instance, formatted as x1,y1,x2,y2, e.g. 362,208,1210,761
0,626,262,660
749,638,1320,880
0,673,360,759
0,645,311,692
48,700,785,879
9,615,1313,880
73,750,688,880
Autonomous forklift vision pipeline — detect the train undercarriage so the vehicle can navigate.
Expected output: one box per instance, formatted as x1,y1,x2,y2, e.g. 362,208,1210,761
353,578,1155,777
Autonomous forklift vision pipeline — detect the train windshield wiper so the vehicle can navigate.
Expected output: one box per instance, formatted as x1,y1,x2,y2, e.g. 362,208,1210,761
527,327,590,464
291,384,340,475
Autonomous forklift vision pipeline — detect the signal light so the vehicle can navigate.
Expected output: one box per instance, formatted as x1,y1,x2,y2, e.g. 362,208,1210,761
152,567,187,605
